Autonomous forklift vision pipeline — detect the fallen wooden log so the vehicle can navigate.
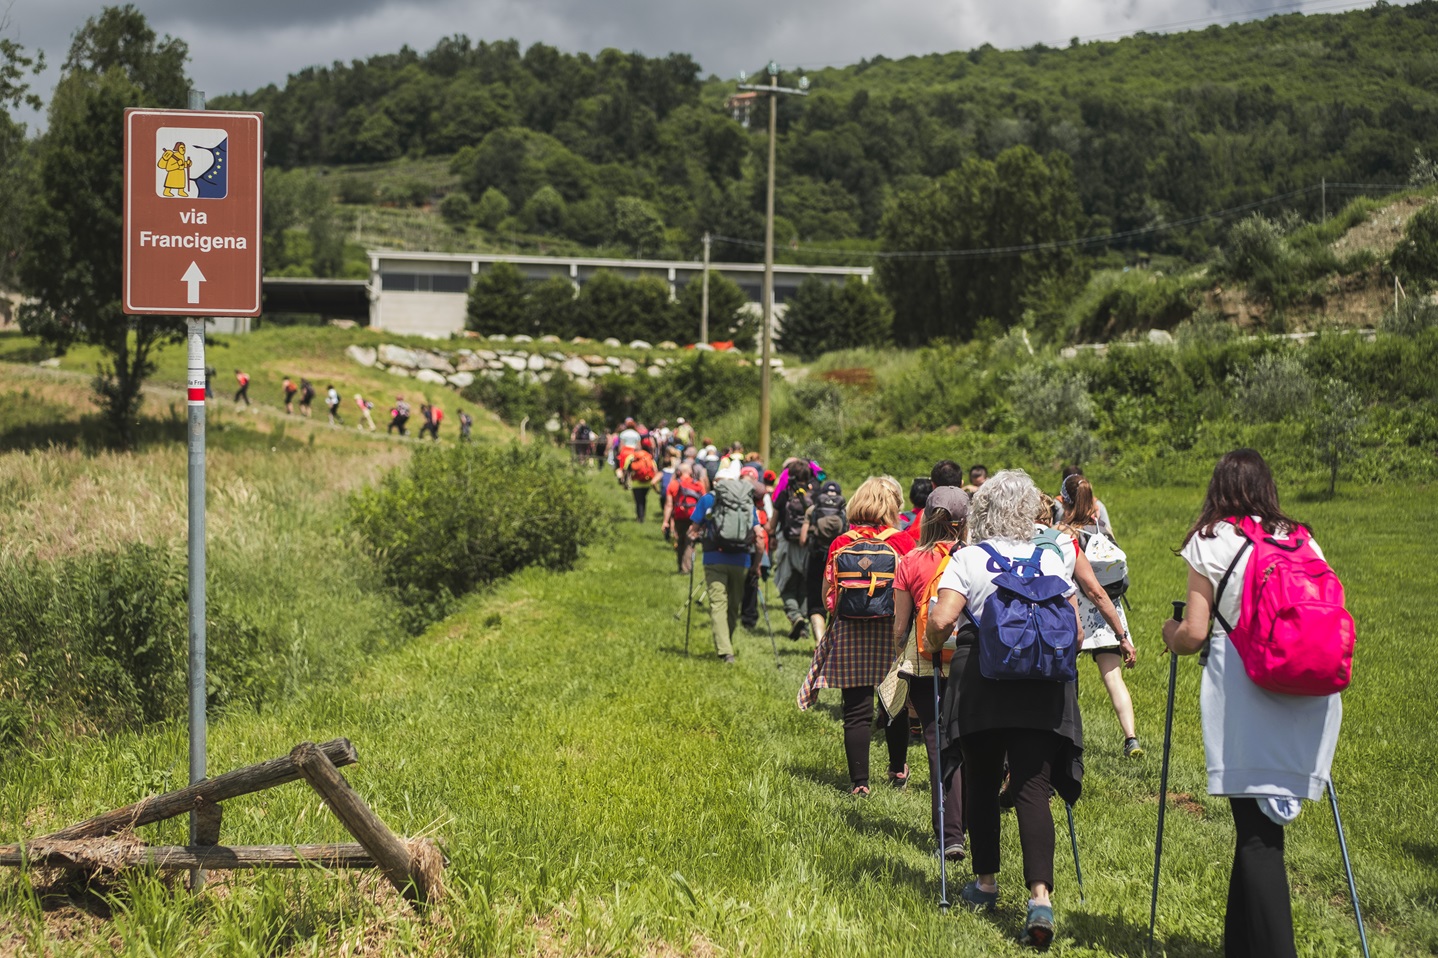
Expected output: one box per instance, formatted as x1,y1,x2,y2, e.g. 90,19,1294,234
41,738,358,841
0,840,381,871
291,741,443,908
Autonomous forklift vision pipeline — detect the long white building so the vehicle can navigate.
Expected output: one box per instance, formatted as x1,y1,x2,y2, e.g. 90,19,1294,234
366,249,872,338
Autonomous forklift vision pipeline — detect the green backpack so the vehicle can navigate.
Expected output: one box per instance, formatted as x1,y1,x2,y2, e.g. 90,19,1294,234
707,479,756,554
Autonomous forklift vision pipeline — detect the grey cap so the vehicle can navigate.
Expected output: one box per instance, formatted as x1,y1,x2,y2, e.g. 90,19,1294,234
926,485,971,522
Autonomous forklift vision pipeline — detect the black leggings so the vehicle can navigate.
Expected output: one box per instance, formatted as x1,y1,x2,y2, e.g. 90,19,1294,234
632,487,649,521
840,686,909,789
961,727,1064,892
909,676,964,851
1225,798,1297,958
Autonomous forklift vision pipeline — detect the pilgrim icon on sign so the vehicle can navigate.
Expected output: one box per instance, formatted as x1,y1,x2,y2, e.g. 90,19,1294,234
155,127,228,199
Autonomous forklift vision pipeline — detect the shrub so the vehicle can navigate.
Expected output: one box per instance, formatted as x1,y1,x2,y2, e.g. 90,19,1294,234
1390,203,1438,291
476,187,511,229
1230,351,1315,423
349,443,602,631
440,191,474,226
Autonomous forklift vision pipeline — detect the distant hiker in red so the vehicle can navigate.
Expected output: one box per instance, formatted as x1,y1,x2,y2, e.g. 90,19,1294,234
283,377,298,414
233,369,250,406
419,403,443,440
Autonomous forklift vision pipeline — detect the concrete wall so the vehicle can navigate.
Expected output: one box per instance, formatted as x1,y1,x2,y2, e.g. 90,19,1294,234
371,291,468,338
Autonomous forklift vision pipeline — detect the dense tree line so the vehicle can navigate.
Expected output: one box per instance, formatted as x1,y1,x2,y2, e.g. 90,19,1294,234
207,4,1438,265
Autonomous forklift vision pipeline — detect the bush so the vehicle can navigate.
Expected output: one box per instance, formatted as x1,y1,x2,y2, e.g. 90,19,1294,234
1390,203,1438,291
461,368,596,427
0,544,263,745
349,444,602,630
440,191,474,226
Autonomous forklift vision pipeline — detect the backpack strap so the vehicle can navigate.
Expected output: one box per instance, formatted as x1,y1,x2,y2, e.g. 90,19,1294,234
875,528,899,543
977,542,1013,575
1212,536,1252,635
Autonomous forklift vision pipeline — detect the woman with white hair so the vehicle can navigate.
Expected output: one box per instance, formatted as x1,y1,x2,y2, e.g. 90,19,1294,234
926,469,1083,950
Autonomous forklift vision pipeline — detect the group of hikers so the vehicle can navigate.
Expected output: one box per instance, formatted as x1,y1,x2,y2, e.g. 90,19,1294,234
613,422,1353,957
220,369,473,440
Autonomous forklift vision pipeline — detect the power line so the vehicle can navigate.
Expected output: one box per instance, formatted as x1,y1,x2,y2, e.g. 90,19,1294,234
710,180,1415,261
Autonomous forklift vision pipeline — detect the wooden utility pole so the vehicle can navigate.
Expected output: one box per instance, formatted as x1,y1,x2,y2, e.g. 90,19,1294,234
738,63,808,467
701,231,711,344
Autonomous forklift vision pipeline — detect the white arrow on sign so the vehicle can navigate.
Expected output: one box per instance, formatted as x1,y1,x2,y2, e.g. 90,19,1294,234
182,261,207,305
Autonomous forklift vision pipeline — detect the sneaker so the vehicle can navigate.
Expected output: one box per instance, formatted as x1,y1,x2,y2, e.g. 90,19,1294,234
1124,737,1145,759
788,618,808,641
1020,902,1055,949
943,843,966,861
959,880,998,912
721,654,736,664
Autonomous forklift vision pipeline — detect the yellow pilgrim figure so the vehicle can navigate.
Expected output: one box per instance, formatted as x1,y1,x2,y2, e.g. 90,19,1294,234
158,142,191,197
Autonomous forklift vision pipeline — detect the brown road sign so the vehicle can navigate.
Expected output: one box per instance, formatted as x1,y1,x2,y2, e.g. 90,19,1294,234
123,109,263,316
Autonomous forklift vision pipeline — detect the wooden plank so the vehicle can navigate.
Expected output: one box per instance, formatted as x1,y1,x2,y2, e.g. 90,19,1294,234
189,798,222,890
41,739,357,841
291,742,441,907
0,841,377,870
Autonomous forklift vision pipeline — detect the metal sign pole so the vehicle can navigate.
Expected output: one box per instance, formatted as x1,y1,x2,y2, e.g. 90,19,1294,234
185,89,208,890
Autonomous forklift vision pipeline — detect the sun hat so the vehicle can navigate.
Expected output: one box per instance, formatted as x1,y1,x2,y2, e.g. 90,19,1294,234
716,461,742,481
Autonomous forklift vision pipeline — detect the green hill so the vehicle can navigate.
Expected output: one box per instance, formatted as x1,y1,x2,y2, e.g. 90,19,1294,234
214,3,1438,266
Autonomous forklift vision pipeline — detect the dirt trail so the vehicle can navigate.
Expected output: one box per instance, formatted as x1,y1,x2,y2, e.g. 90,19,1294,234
1330,194,1431,258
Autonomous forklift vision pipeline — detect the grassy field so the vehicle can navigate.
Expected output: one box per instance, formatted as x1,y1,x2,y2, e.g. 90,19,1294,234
0,458,1432,955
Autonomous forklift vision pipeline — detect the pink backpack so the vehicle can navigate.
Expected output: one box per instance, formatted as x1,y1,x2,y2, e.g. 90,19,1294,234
1215,516,1354,696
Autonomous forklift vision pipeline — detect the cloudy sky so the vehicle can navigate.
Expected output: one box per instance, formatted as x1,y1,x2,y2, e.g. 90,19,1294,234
4,0,1392,130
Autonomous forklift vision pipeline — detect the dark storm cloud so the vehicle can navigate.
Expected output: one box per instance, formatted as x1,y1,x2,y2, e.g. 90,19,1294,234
4,0,1397,130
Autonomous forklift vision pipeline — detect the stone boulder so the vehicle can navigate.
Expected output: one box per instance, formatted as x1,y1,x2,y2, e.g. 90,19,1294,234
656,340,679,350
414,369,448,385
457,353,487,372
512,334,533,343
476,349,498,361
346,344,378,367
570,336,593,344
1147,329,1175,345
618,358,639,375
581,355,606,366
628,339,652,350
646,365,663,377
561,357,592,378
526,353,546,371
378,344,420,368
490,334,508,342
447,372,475,388
547,351,567,362
415,352,456,374
500,355,527,371
386,365,411,377
602,337,622,347
606,356,622,367
487,359,505,370
694,343,715,352
539,335,561,343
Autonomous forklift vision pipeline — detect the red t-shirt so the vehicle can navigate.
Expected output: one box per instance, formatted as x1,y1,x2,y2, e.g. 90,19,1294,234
895,545,949,600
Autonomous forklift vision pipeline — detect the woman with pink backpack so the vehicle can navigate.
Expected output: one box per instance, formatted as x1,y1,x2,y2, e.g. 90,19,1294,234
1163,448,1349,958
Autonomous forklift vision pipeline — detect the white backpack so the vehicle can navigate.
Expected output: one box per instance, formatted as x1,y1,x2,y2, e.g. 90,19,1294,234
1082,528,1128,591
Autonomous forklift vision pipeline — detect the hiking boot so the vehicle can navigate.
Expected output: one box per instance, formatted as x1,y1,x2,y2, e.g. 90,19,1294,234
788,618,807,641
959,880,998,912
1020,902,1055,949
944,843,966,862
1124,737,1145,759
720,654,736,665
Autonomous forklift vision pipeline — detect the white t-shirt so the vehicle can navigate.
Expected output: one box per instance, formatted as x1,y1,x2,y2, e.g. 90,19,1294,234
936,537,1076,620
1180,520,1341,801
618,428,641,449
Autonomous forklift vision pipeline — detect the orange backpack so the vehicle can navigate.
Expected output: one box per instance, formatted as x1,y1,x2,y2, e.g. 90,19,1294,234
628,450,656,483
914,542,958,666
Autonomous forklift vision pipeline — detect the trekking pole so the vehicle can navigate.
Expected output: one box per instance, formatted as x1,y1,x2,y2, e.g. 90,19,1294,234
1328,780,1372,958
683,559,697,656
1148,600,1184,955
757,577,781,669
931,652,950,913
1065,802,1086,904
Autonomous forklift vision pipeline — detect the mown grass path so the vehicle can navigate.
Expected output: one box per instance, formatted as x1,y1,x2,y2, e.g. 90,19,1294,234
1,479,1434,956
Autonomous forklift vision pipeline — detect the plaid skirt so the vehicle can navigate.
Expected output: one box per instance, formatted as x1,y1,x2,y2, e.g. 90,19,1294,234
797,616,899,709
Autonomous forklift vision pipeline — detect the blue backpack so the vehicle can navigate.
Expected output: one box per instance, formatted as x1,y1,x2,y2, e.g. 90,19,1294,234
970,543,1078,682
